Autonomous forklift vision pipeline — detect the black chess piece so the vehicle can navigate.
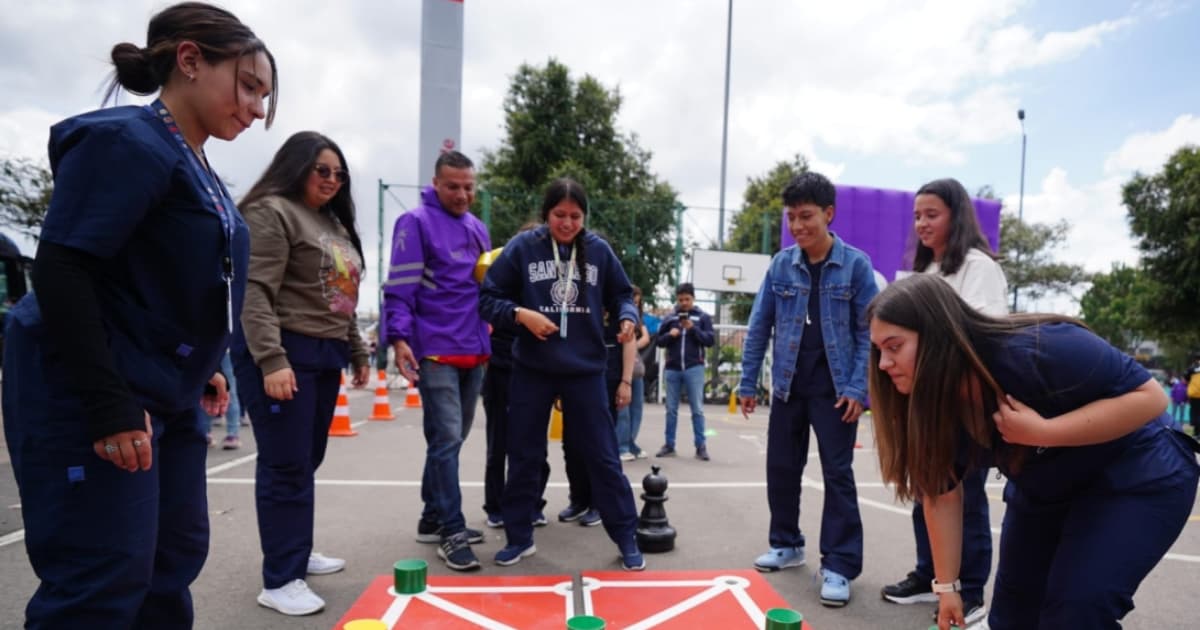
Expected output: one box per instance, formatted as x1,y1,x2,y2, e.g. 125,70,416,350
636,465,677,553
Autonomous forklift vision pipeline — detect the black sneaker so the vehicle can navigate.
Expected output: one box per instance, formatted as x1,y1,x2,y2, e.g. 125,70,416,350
655,445,676,457
881,571,938,604
415,518,441,543
695,445,710,461
417,519,484,545
931,600,986,625
437,531,481,571
558,504,589,522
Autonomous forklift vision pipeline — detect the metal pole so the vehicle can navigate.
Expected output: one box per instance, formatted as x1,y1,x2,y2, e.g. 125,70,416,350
1012,109,1026,312
377,179,387,369
761,211,771,254
710,0,734,395
673,203,684,286
480,188,492,231
717,0,733,250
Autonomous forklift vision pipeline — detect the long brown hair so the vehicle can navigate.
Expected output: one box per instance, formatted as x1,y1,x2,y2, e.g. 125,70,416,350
866,274,1079,501
910,178,996,276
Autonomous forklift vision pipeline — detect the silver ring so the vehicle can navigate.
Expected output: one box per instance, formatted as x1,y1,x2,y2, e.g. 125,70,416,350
104,443,118,454
133,439,144,447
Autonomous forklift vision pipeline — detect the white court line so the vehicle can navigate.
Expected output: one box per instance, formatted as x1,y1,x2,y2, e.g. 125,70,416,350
0,530,24,548
379,593,412,626
205,453,258,477
415,591,518,629
203,478,1008,490
0,438,289,550
728,582,768,628
624,583,728,630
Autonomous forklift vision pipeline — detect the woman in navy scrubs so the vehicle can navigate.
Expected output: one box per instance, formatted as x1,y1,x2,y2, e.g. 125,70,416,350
867,274,1199,630
233,132,369,616
1,4,276,628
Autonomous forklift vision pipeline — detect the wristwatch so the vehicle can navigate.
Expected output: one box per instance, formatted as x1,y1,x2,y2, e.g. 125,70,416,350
931,578,961,594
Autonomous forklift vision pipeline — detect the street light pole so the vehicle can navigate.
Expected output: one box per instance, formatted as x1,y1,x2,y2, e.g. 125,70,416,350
1012,109,1026,312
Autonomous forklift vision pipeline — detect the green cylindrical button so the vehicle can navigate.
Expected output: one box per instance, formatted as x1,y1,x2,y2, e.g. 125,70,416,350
393,559,428,594
764,607,803,630
566,615,606,630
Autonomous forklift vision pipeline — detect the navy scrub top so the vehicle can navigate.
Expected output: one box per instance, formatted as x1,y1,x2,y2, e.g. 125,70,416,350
18,104,250,416
981,323,1198,506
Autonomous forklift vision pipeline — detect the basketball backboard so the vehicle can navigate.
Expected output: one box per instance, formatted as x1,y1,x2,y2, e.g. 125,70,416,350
690,249,772,295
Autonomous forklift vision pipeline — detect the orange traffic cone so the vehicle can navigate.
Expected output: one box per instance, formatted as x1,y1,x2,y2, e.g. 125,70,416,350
329,373,358,437
404,380,421,408
368,369,395,421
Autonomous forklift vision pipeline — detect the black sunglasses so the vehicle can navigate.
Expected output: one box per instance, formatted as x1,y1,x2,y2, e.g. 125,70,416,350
313,164,349,184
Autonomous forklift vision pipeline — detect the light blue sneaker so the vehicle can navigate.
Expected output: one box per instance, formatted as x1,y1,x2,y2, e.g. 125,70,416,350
753,546,805,572
818,568,851,607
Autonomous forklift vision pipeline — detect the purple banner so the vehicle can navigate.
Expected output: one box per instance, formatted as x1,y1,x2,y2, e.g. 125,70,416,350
780,184,1002,283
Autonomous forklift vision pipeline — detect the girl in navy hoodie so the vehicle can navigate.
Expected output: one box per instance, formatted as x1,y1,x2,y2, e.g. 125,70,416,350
480,178,644,570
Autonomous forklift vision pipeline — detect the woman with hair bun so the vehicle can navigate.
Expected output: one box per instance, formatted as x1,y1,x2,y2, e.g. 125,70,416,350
1,3,276,627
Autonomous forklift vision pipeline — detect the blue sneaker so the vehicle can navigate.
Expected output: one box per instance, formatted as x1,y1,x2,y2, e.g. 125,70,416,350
558,504,589,522
819,568,851,607
436,531,481,572
753,546,805,572
579,508,603,527
619,543,646,571
532,512,548,527
494,542,537,566
485,514,504,528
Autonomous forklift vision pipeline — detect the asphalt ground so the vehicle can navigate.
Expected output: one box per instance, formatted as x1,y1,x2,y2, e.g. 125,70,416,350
1,387,1197,630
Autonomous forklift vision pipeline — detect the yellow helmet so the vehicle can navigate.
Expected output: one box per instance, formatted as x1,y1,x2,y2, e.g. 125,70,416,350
474,247,504,283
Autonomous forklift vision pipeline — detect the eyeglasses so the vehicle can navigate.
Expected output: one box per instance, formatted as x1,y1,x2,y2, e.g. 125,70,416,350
312,164,349,184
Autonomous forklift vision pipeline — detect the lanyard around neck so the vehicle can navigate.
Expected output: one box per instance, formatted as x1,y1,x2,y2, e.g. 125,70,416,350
552,240,576,339
145,99,237,332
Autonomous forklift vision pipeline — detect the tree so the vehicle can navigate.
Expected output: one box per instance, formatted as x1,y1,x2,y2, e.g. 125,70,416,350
0,157,53,241
998,213,1091,308
728,155,809,255
479,59,679,293
1123,145,1200,339
1079,263,1153,352
722,156,810,321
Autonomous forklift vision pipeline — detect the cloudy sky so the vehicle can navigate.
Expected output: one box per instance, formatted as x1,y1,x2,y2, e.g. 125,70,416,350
2,0,1198,314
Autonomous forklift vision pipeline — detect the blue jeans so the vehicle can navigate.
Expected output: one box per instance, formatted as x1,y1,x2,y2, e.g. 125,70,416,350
418,359,484,536
664,365,706,448
202,352,240,439
616,377,645,455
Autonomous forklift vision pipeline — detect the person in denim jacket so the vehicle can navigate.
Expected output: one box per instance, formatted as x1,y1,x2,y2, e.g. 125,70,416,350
738,172,878,608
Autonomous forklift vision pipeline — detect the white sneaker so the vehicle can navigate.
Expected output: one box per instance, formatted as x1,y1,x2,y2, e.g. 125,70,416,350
307,552,346,575
619,452,636,462
257,579,325,616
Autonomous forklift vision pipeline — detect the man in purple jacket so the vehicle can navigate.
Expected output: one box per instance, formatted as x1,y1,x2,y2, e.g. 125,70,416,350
384,151,492,571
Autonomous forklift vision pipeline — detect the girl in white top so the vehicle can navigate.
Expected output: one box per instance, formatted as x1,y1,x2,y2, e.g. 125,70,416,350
880,177,1008,623
913,179,1009,317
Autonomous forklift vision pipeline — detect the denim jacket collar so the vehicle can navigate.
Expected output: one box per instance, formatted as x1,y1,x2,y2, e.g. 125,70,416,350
788,232,847,272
